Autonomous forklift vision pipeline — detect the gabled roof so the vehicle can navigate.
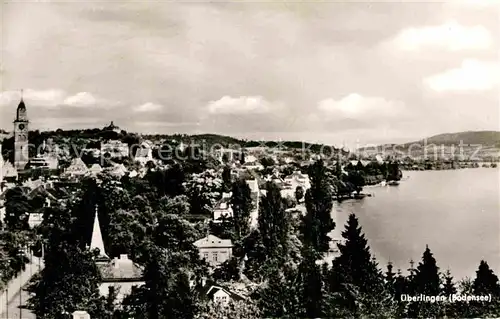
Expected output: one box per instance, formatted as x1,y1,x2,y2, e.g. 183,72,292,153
193,235,233,249
198,282,246,302
97,256,144,282
65,158,89,174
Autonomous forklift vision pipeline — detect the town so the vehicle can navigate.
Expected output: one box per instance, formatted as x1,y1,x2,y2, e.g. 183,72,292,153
0,93,499,319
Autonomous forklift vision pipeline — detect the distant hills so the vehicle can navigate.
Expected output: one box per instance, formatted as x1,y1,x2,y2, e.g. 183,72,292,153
405,131,500,147
358,131,500,160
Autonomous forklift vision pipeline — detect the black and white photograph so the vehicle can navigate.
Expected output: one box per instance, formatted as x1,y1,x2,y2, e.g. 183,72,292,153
0,0,499,318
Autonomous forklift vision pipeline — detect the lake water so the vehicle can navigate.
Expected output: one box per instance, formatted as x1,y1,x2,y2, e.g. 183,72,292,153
331,168,500,280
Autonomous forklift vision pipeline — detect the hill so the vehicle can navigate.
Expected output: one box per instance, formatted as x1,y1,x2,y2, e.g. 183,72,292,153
406,131,500,147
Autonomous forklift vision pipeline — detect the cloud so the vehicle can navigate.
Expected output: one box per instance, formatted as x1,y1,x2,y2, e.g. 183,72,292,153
0,89,66,107
63,92,97,107
424,59,500,92
134,102,163,113
390,20,492,51
207,96,276,115
318,94,404,119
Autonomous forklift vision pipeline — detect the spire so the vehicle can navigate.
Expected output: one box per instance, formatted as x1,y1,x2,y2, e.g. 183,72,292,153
90,205,108,260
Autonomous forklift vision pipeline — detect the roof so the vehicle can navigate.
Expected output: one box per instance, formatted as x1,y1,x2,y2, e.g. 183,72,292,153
97,256,144,282
90,207,108,260
199,283,246,302
65,158,89,174
193,235,233,249
89,164,103,173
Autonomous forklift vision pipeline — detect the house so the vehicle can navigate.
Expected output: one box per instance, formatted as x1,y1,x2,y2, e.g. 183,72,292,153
213,197,232,223
90,206,144,303
2,161,18,181
199,283,246,305
89,164,103,176
193,235,233,267
134,141,153,165
101,140,129,159
27,153,59,170
64,158,89,178
284,171,311,191
28,213,43,228
106,163,128,178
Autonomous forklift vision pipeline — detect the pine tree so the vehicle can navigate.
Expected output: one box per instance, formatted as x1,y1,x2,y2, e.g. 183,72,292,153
297,249,324,318
330,213,394,317
302,160,334,255
407,245,441,318
385,261,396,296
471,260,500,317
441,269,457,318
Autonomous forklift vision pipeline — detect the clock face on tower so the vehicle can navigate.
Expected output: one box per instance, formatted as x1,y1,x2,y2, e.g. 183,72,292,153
19,124,25,130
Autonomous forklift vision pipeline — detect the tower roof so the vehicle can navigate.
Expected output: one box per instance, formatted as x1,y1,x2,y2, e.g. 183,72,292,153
90,205,109,261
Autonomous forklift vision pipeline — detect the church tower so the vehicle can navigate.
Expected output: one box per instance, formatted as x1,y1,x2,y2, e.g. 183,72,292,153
13,91,29,170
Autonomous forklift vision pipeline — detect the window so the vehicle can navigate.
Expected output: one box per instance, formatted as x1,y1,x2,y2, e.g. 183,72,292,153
203,252,209,260
213,252,218,262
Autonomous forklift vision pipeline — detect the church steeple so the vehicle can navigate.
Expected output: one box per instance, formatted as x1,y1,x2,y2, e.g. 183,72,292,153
90,205,109,261
16,89,28,122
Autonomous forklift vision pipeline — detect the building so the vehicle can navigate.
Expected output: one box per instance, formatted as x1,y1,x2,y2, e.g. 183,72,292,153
283,171,311,191
199,283,246,305
64,158,89,178
27,154,59,170
133,141,153,165
101,140,129,159
14,94,29,170
213,197,232,223
90,206,145,303
193,235,233,267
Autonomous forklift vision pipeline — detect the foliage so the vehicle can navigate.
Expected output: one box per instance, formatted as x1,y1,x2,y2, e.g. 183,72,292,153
230,179,253,240
195,299,262,319
329,213,395,317
301,160,334,255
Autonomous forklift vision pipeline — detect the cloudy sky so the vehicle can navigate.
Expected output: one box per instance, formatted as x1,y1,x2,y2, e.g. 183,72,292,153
0,0,498,146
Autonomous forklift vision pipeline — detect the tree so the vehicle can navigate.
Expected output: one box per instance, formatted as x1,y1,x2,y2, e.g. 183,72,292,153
196,299,262,319
230,179,253,240
329,213,394,317
441,269,457,318
222,166,232,192
301,160,334,255
257,182,290,265
385,261,396,296
346,170,365,194
295,186,304,203
138,245,202,319
407,245,441,318
4,187,31,230
297,250,324,318
470,260,500,317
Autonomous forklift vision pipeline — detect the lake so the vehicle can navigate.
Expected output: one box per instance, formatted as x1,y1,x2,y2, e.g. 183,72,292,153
331,168,500,280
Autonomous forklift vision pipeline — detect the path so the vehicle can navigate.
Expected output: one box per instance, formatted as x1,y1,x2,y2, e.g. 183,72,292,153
0,254,44,319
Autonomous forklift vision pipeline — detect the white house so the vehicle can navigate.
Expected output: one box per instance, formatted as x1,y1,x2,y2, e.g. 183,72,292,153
200,284,246,305
134,141,153,165
101,140,129,159
193,235,233,267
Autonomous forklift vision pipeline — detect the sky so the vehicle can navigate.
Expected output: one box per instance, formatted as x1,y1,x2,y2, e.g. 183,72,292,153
0,0,499,147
